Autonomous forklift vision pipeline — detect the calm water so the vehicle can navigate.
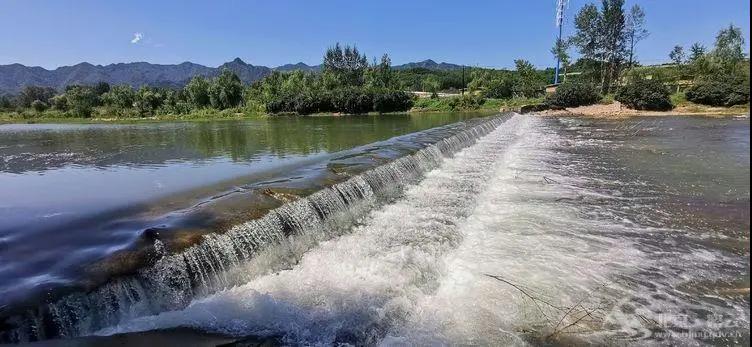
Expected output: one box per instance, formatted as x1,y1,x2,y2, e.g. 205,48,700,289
1,114,749,345
0,113,489,308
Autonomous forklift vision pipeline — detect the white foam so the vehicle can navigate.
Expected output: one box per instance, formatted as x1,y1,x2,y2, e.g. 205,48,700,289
98,115,749,345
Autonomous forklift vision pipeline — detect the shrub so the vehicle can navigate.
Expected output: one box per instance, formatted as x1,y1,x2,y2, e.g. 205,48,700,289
615,79,673,111
31,100,49,112
685,76,750,107
49,94,68,111
373,91,414,113
545,82,601,108
332,88,373,114
447,94,485,110
64,86,98,117
483,78,514,99
0,94,14,110
265,97,293,114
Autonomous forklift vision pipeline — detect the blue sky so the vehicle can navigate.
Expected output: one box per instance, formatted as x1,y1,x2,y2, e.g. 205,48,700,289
1,0,749,69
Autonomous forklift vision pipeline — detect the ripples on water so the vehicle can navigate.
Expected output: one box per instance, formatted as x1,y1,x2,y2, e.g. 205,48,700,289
2,115,749,345
90,115,749,345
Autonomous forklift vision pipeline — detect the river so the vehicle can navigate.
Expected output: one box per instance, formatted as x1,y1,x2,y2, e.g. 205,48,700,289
0,113,749,345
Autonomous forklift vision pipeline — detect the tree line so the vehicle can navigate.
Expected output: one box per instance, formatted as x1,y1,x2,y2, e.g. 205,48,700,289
2,5,748,119
1,43,557,118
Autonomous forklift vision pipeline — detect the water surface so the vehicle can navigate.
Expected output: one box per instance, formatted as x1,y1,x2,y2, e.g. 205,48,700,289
0,113,489,308
1,114,749,346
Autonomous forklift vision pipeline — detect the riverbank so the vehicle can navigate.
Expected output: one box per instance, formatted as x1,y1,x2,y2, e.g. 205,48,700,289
2,98,748,124
537,100,750,118
0,97,525,124
0,107,268,124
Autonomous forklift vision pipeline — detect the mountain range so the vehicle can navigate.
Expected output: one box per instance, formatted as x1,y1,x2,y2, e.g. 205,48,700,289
0,58,463,94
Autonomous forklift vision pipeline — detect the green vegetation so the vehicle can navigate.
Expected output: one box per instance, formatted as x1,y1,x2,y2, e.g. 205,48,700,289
686,76,750,107
248,45,415,115
545,82,601,108
1,2,748,122
615,79,673,111
552,0,749,112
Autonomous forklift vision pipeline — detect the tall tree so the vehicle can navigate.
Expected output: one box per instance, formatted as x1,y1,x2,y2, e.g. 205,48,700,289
599,0,627,93
366,54,393,89
208,69,243,110
572,4,602,60
513,59,544,98
551,38,571,82
712,24,745,72
625,5,648,68
17,86,56,108
572,0,630,93
323,43,369,87
185,76,211,108
689,43,706,63
669,45,686,65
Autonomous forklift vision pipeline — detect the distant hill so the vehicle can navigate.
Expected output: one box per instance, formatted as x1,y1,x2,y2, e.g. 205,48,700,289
0,58,464,94
0,58,269,94
274,62,322,72
393,59,464,71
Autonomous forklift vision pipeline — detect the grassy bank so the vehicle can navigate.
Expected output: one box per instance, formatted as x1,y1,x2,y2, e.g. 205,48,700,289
410,95,544,113
3,93,747,125
0,107,268,124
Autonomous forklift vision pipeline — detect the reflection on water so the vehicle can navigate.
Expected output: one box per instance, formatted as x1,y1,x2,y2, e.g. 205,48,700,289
0,114,748,345
85,115,748,346
0,113,490,311
0,113,485,173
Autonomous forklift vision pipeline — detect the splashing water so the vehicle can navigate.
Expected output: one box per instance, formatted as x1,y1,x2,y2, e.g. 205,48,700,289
5,114,748,345
1,116,507,342
98,115,749,345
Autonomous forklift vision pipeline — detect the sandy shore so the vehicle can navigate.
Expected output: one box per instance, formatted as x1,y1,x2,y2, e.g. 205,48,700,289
537,101,750,119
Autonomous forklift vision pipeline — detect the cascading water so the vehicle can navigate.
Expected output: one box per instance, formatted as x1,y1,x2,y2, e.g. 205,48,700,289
89,114,748,346
0,115,510,343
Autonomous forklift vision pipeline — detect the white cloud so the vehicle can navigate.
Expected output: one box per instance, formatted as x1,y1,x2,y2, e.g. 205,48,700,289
131,32,143,44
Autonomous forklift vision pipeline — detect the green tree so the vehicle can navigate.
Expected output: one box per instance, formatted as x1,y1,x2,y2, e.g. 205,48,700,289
280,70,307,96
49,94,68,111
102,85,135,109
208,69,243,109
689,43,706,63
572,0,629,93
513,59,544,98
17,86,57,108
365,54,393,89
669,45,686,65
551,38,571,82
572,4,601,60
134,86,164,116
31,99,48,112
483,77,514,99
422,75,440,97
65,86,98,118
0,94,14,109
92,81,111,96
323,43,368,87
185,76,211,108
600,0,627,93
712,24,745,72
625,5,648,68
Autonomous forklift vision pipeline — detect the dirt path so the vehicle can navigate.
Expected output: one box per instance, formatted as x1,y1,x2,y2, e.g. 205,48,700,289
537,101,749,119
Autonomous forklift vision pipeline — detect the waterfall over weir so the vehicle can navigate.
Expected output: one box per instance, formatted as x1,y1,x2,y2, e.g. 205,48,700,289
0,115,510,343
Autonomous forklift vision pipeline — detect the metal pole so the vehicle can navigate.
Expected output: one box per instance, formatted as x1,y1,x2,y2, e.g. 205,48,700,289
554,0,567,85
461,65,465,95
554,24,562,84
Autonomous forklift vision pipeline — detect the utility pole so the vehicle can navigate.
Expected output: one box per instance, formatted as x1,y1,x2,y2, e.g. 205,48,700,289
554,0,568,84
461,65,465,95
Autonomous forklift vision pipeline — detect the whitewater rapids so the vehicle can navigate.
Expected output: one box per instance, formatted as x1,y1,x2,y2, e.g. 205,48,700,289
95,114,749,345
